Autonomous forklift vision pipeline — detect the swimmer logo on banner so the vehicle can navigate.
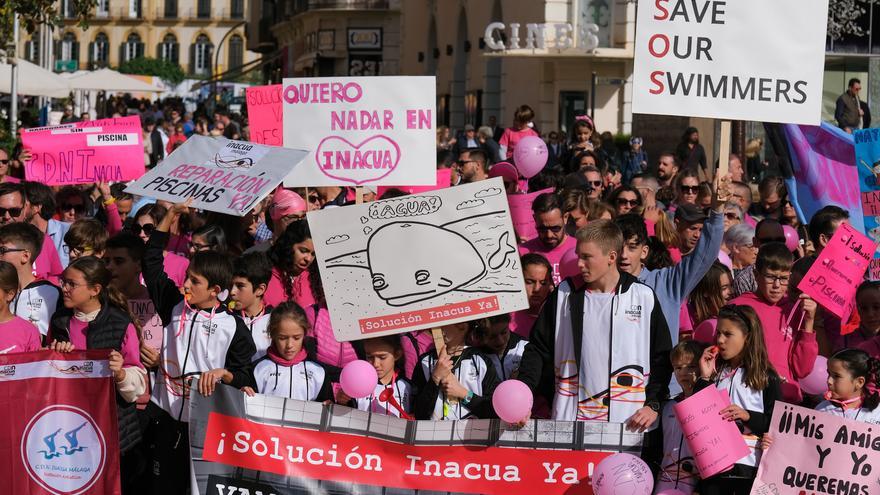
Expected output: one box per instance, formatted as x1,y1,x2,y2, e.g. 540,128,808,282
282,76,436,187
308,178,528,341
632,0,829,125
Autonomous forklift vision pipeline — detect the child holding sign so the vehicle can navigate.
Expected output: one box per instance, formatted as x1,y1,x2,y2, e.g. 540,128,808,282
244,301,332,402
696,305,782,495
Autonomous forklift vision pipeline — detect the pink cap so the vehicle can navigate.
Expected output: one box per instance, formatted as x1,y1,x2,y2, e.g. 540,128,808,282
270,188,306,222
489,161,520,183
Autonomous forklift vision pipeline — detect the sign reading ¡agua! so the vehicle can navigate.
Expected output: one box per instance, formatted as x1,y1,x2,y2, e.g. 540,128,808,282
282,76,436,187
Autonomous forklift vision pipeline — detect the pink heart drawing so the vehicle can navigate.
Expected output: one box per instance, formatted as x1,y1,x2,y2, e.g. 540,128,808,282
314,135,401,185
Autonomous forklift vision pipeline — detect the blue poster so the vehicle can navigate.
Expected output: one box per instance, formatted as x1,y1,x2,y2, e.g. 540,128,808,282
853,129,880,260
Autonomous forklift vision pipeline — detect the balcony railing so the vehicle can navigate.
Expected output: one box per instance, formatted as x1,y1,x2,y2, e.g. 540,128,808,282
290,0,389,15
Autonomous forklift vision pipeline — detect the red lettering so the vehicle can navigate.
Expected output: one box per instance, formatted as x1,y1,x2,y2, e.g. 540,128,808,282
650,71,665,95
654,0,669,20
649,33,669,58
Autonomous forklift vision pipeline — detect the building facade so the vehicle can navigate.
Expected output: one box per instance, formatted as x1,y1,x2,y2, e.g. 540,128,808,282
18,0,257,79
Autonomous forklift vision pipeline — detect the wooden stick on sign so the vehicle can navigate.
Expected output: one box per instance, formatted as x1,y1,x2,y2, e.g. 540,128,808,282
356,186,365,204
717,120,732,179
431,327,446,356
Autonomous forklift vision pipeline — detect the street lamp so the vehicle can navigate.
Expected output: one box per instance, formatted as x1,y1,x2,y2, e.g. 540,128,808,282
212,20,247,107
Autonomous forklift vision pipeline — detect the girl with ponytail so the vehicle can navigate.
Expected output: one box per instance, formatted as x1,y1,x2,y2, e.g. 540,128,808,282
817,348,880,423
47,255,146,492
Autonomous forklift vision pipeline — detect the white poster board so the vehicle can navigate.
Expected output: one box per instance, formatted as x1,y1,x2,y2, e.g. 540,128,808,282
282,76,436,187
126,135,308,216
308,178,529,341
632,0,829,125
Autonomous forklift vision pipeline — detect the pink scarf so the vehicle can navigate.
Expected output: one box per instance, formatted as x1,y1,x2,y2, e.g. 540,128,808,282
267,345,307,366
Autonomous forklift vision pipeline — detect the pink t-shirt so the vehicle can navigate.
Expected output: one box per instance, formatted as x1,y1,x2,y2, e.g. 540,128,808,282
0,316,42,354
68,319,143,368
499,127,540,159
34,234,63,283
164,252,189,287
518,235,577,285
264,268,315,309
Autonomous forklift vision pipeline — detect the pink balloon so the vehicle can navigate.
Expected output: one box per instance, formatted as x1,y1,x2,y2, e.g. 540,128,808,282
492,379,533,423
513,136,549,179
717,250,732,270
693,318,718,344
655,490,687,495
340,360,378,399
799,355,828,396
592,453,653,495
559,248,580,281
782,225,800,252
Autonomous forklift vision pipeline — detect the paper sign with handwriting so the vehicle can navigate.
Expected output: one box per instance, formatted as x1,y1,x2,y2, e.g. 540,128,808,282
22,115,143,185
125,135,308,216
508,188,554,242
798,222,876,318
246,84,283,146
283,76,436,187
307,178,528,341
751,402,880,495
673,384,750,479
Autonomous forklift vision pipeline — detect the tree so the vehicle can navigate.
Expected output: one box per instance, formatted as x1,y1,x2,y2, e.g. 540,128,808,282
827,0,879,40
119,57,185,86
1,0,96,52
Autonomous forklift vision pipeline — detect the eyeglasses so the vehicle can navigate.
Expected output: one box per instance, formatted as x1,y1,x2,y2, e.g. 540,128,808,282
189,241,213,252
724,212,741,220
760,273,790,285
616,198,639,207
69,246,93,258
0,207,22,218
680,185,700,194
60,278,88,290
130,223,155,237
588,181,603,188
536,225,564,233
307,195,321,204
0,246,26,256
60,203,85,213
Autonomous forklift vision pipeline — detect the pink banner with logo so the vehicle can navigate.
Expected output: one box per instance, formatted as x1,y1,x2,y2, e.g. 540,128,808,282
22,115,144,185
508,188,553,242
673,385,750,479
751,402,880,495
798,222,875,319
246,84,283,146
0,350,121,494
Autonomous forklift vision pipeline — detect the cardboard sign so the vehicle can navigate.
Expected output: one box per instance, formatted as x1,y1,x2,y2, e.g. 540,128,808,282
751,403,880,495
245,84,283,146
633,0,829,125
854,129,880,259
125,135,308,216
282,76,436,187
308,177,528,341
190,381,645,495
508,188,554,242
673,385,750,478
798,223,875,319
22,115,144,185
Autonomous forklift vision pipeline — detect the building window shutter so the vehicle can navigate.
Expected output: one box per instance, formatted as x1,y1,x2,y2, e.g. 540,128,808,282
189,43,196,75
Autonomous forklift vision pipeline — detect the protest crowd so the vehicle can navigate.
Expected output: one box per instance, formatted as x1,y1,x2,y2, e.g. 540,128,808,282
0,92,876,495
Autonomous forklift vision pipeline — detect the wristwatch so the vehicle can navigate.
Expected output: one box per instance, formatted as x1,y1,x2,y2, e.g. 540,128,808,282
646,401,661,413
461,390,474,406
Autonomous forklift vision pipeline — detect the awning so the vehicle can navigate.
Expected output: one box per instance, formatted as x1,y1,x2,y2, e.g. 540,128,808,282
0,59,71,98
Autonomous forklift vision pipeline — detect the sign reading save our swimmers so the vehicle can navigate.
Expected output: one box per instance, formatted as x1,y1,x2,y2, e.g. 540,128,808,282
282,76,436,187
308,178,528,341
125,135,308,216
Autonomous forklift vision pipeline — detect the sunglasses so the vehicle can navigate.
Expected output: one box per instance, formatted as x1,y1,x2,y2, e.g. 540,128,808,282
0,159,9,165
0,207,22,218
131,223,155,236
587,180,603,187
724,212,741,220
189,241,213,252
0,246,26,256
536,225,564,233
616,198,639,207
680,185,700,194
61,203,85,213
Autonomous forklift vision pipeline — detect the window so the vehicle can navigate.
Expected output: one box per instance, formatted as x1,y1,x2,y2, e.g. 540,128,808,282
192,34,213,76
91,33,109,68
228,35,243,70
96,0,110,17
164,0,178,18
60,32,79,68
62,0,76,18
159,34,179,63
129,0,142,18
25,37,40,64
231,0,244,18
198,0,211,18
123,33,144,63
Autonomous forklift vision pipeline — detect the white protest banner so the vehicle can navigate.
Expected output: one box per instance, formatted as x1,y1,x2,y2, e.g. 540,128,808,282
125,135,308,216
308,177,528,341
282,76,436,187
632,0,829,125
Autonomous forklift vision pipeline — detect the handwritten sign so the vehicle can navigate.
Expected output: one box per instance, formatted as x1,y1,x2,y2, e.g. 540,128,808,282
633,0,828,125
798,222,875,318
246,84,283,146
673,385,750,479
751,402,880,495
308,178,528,341
282,76,436,187
125,135,308,216
508,188,553,242
22,115,144,185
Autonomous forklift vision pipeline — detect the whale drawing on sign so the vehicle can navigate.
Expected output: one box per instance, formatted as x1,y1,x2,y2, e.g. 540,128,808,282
214,154,255,169
324,213,520,306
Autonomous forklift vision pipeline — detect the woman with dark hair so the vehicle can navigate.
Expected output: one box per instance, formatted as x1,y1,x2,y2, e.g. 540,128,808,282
265,220,315,308
607,185,643,217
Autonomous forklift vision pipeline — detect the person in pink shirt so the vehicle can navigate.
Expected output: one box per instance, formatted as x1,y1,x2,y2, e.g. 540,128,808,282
499,105,540,159
510,254,553,338
518,192,577,285
304,262,358,369
0,260,41,353
266,220,315,308
729,243,818,403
